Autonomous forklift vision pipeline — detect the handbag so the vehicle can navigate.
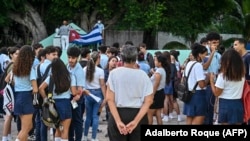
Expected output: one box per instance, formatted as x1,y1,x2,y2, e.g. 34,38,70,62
41,76,60,129
177,62,198,103
3,71,15,115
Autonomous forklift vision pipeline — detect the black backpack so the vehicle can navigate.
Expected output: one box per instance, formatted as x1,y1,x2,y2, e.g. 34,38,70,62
0,62,13,91
33,64,51,108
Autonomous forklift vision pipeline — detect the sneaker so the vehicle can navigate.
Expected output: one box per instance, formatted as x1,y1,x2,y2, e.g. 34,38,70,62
162,116,169,122
91,139,99,141
97,129,102,133
28,135,36,141
82,136,88,141
177,115,183,122
169,113,176,119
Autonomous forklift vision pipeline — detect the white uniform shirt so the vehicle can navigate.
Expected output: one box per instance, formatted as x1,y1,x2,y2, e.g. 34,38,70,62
215,73,244,99
185,61,206,90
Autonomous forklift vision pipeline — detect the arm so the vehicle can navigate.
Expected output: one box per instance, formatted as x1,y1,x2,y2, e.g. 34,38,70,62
203,50,215,70
106,84,128,135
99,78,107,108
152,72,161,94
210,73,223,96
38,81,48,98
31,79,38,94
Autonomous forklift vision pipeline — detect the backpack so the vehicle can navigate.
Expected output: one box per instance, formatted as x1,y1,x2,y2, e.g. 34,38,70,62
33,64,51,108
0,62,13,95
42,76,60,129
242,80,250,123
177,62,198,103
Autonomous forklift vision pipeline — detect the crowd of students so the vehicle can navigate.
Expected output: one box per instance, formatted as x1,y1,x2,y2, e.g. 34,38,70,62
0,31,249,141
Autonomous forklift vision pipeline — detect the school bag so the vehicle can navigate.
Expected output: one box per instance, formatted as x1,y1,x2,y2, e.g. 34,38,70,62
3,71,14,115
177,62,198,103
41,76,60,129
33,64,51,108
0,62,13,96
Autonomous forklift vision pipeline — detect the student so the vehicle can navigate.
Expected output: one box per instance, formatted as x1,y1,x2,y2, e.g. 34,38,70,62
148,53,170,125
210,49,245,125
5,45,38,141
82,51,106,141
67,47,87,141
36,46,59,141
39,58,78,141
183,43,209,125
2,47,19,141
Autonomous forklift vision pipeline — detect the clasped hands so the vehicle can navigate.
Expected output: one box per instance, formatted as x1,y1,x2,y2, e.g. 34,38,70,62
117,120,137,135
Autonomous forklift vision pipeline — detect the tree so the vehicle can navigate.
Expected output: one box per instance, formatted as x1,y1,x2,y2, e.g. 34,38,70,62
0,0,48,45
162,0,235,45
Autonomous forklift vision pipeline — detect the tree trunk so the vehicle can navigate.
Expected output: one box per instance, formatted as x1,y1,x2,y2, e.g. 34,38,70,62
143,29,156,49
8,2,47,45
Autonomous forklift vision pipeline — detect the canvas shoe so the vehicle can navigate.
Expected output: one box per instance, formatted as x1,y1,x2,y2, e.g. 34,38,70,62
177,115,183,122
82,136,88,141
162,116,169,122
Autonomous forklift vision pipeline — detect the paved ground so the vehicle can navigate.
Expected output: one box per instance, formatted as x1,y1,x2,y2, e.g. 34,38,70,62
0,99,186,141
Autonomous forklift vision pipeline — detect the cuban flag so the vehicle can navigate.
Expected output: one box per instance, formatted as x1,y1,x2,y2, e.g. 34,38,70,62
69,26,102,45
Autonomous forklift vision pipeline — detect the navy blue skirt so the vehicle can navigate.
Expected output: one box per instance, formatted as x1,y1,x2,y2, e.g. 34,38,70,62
218,98,243,124
14,91,34,115
183,90,207,116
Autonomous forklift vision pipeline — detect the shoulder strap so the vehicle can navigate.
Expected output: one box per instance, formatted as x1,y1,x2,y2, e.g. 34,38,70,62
44,64,51,77
37,64,42,78
48,75,54,99
185,62,197,90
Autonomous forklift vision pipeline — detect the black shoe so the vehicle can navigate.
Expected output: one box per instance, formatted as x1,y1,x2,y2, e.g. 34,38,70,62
97,129,102,133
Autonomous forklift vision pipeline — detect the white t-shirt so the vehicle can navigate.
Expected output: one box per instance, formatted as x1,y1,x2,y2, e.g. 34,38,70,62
184,61,206,90
107,67,153,108
83,66,104,89
151,67,166,90
215,73,244,99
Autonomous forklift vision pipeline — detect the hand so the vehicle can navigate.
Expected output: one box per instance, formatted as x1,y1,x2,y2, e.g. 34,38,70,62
116,121,128,135
126,120,138,134
43,97,49,106
73,95,80,101
83,89,90,95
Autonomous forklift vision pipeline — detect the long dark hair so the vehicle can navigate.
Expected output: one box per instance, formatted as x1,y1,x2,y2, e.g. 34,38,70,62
156,54,171,84
51,58,71,93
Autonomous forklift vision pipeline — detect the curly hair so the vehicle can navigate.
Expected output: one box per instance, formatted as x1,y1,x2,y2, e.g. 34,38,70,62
12,45,34,77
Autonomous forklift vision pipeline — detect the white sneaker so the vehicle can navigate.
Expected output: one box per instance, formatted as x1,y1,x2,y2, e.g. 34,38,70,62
177,115,183,122
82,136,88,141
91,139,99,141
169,113,176,119
162,116,169,122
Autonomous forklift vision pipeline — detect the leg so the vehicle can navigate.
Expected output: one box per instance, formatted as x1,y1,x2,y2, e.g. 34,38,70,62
17,114,33,141
83,97,93,137
91,101,101,139
155,109,163,125
192,116,205,125
69,97,83,141
2,115,13,138
147,109,155,125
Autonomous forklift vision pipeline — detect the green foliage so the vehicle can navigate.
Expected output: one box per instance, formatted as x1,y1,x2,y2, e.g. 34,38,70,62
163,41,188,50
162,0,235,43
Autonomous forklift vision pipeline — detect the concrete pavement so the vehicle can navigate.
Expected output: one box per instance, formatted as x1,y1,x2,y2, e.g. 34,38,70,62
0,99,186,141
